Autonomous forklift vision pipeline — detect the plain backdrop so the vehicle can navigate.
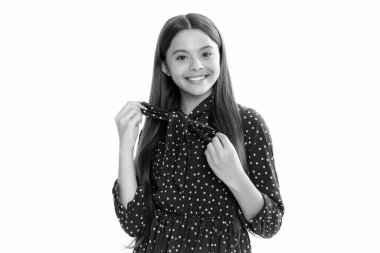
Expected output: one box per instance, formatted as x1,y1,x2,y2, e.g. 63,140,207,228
1,0,379,252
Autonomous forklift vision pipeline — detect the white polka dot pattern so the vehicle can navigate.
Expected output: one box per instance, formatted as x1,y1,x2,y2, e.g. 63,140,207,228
139,97,216,193
112,94,284,252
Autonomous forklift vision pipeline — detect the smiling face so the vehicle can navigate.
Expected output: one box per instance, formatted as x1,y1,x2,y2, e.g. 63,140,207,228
162,29,220,103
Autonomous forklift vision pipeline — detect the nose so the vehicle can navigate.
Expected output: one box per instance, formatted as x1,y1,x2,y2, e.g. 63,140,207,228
190,57,203,71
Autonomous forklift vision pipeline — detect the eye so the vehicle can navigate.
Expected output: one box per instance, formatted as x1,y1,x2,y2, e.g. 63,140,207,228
176,55,187,61
202,52,212,57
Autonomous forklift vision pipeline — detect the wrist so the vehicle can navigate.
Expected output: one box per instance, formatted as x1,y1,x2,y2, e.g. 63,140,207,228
226,170,248,192
119,145,134,156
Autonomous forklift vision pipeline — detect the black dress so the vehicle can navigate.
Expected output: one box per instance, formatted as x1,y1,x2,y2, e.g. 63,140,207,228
112,94,284,252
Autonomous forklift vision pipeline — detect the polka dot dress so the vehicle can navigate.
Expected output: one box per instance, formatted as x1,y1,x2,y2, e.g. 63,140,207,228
112,94,284,252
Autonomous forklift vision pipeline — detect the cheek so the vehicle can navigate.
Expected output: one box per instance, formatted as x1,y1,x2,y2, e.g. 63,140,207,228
209,61,220,77
169,64,187,77
214,63,221,75
215,56,221,70
206,57,220,72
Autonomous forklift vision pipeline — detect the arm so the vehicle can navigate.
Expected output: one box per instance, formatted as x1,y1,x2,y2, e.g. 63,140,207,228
227,170,265,223
112,130,147,237
117,147,138,208
235,109,285,238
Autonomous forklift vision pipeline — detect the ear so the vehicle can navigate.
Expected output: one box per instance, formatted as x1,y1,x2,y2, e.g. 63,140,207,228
161,62,171,76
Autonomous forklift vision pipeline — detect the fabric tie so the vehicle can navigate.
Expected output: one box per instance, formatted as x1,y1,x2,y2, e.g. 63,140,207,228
139,98,217,192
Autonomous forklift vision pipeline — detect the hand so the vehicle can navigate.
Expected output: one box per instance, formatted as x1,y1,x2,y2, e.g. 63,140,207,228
114,101,147,151
204,132,246,187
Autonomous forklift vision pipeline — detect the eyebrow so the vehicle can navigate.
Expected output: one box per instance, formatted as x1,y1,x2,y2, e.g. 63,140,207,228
172,45,215,56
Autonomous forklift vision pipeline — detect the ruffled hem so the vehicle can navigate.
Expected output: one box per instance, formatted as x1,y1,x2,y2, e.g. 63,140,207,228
133,208,252,253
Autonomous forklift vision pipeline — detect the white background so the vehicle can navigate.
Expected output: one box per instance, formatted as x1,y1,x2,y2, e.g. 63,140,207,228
1,0,379,252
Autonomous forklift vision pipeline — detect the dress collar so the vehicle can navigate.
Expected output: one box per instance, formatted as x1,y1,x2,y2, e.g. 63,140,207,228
175,93,214,120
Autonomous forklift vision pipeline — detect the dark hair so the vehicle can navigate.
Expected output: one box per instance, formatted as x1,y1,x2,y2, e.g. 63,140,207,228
126,13,249,250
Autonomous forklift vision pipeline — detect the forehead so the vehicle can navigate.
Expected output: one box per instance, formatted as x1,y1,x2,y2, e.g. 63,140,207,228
167,29,218,52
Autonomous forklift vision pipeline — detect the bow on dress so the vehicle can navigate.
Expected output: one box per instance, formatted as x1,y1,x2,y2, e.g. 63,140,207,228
139,98,217,192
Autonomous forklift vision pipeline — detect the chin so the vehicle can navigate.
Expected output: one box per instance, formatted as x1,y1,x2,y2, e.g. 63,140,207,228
185,87,213,97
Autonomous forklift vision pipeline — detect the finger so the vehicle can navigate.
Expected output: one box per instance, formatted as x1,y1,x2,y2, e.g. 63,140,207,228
130,112,143,126
117,107,137,123
206,141,216,157
211,135,224,152
115,101,146,121
116,103,143,122
204,149,210,162
119,108,142,124
139,101,149,110
127,102,146,114
215,132,230,148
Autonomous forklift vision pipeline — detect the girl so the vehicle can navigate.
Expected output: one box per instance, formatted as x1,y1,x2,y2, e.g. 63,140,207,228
113,13,284,252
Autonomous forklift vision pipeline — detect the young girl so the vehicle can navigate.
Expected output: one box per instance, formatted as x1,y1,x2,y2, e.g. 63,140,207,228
113,13,284,252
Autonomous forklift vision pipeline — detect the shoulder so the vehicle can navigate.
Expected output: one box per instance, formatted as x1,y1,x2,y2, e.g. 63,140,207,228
237,103,268,129
237,103,272,143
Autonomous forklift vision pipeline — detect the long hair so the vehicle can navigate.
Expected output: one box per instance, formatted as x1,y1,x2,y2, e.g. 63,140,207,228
125,13,249,250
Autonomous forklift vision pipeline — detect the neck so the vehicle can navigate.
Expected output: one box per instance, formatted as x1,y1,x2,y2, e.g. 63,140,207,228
180,91,212,115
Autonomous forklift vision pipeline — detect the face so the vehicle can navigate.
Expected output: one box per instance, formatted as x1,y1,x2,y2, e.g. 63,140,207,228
162,29,220,101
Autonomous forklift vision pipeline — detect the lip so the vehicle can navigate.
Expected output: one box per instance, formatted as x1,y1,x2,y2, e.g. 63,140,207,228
186,75,208,78
185,75,208,83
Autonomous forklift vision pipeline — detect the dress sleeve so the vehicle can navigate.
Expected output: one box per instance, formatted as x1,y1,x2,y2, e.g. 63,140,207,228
112,179,147,237
238,108,285,238
111,129,147,237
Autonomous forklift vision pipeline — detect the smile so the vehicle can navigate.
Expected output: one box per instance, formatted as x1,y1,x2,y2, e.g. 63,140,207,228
186,75,207,83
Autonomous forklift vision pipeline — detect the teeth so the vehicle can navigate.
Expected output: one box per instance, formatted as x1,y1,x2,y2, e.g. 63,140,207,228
188,76,206,82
